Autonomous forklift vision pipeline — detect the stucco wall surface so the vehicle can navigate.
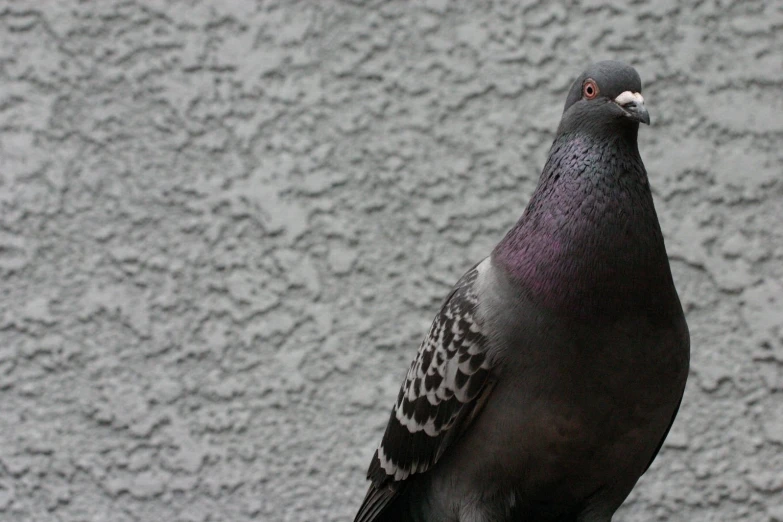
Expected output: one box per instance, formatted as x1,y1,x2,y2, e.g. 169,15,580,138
0,1,782,521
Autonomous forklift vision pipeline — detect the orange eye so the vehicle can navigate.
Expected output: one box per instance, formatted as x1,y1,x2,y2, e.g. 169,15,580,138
583,79,599,100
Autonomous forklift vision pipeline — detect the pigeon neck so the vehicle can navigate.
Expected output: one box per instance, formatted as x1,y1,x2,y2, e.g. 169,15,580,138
493,132,674,320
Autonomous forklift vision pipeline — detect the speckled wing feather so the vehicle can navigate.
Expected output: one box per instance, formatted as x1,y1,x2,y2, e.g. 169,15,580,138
355,260,496,522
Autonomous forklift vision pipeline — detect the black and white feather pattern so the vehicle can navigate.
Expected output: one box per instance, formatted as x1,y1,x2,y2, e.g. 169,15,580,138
356,259,496,522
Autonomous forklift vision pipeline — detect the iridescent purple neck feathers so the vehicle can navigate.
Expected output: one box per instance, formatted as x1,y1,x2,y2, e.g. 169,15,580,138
493,133,675,320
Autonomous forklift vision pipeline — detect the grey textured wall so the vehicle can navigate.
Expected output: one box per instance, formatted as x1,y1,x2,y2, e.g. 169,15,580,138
0,1,781,521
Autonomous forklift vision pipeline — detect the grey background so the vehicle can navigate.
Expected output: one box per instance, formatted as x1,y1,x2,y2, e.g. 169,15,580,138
0,1,781,521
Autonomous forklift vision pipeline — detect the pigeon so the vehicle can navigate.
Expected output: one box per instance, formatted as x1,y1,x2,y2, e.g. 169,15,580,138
354,61,690,522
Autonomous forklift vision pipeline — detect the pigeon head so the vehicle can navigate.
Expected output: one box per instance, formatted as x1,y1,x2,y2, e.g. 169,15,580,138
558,60,649,137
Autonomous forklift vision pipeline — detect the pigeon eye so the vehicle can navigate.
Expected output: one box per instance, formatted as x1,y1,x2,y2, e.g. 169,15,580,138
583,79,599,100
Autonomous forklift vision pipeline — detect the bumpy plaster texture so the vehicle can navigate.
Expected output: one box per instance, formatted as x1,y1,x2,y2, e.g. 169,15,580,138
0,1,781,521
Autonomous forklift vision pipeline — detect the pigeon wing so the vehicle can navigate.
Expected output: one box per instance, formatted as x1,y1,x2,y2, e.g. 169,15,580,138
355,260,497,522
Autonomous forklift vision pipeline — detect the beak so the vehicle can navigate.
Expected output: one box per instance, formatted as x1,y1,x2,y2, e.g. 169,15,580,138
614,91,650,125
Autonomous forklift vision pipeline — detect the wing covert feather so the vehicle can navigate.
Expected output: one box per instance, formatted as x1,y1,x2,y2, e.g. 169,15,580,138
356,260,497,522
